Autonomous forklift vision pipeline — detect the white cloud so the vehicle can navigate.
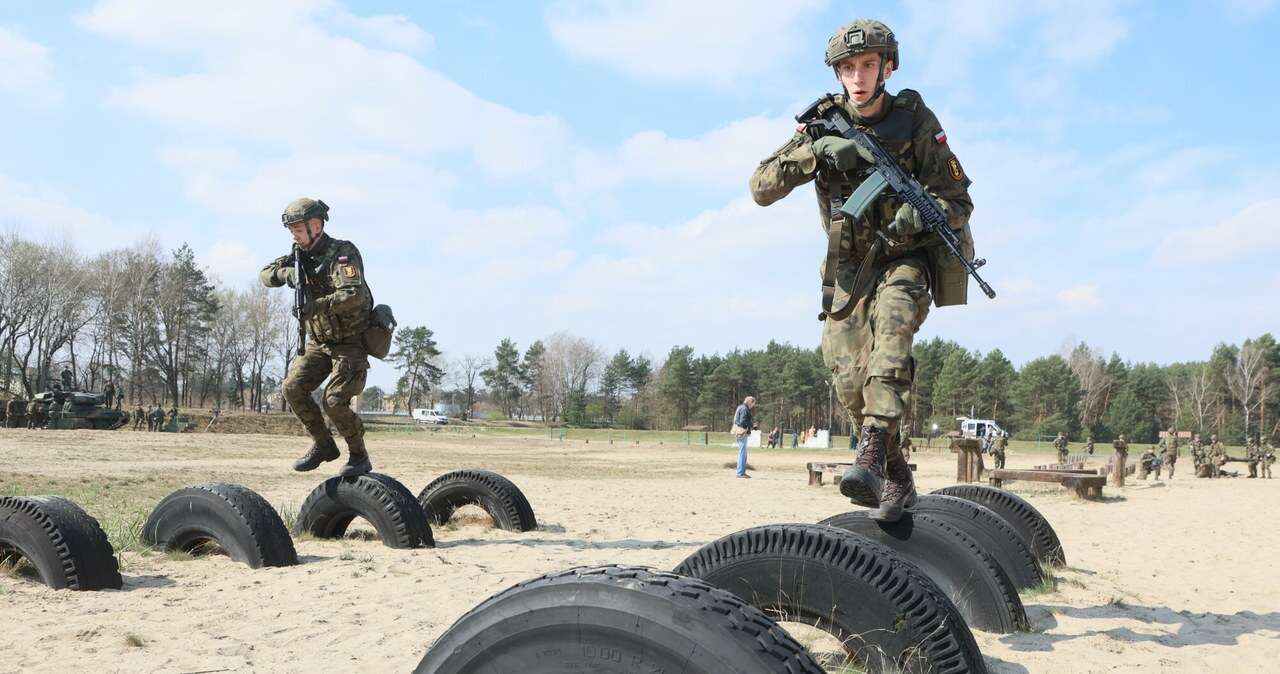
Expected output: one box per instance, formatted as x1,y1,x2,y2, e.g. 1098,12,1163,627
340,13,433,52
0,174,126,250
1035,0,1129,65
203,239,259,284
0,25,62,109
1154,199,1280,265
1056,284,1102,311
546,0,828,86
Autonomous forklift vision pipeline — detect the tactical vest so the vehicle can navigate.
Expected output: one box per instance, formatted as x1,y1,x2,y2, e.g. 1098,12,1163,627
813,90,976,307
301,237,372,344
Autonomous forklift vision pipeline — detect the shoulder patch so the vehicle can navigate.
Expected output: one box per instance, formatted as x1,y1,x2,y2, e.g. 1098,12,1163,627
947,156,966,182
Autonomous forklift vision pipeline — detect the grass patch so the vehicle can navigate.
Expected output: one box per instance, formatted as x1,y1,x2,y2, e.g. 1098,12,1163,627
338,547,354,561
123,633,145,648
1021,562,1060,597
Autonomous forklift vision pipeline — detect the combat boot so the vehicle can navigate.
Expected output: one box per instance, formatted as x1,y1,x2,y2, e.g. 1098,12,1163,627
870,436,917,521
293,436,340,471
840,425,887,508
338,434,372,478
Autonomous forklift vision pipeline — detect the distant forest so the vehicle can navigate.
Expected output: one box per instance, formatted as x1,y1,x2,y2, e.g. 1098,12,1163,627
3,234,1273,445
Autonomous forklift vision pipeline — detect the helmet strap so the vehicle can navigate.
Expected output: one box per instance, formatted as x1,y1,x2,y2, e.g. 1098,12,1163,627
853,56,888,110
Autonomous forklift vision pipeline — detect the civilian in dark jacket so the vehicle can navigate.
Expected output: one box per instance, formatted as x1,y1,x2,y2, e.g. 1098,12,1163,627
732,396,756,478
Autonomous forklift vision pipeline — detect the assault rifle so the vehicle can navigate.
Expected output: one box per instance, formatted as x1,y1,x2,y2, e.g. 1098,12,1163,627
796,94,996,319
293,246,306,356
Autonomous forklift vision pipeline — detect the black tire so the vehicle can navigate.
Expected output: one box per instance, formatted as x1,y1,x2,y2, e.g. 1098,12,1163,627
295,473,433,549
910,494,1043,590
416,469,537,532
818,510,1027,633
416,565,824,674
142,483,298,568
673,524,987,674
0,495,122,590
931,484,1066,566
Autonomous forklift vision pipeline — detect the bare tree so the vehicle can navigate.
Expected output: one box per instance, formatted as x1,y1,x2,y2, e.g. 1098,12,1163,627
542,332,603,422
1227,339,1269,439
1067,342,1112,431
449,354,492,421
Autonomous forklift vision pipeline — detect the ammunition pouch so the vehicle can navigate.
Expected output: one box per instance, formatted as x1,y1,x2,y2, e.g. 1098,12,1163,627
363,304,397,360
926,222,974,307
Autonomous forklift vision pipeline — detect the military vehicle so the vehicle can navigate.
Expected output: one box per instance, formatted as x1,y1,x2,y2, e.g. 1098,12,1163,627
28,391,130,430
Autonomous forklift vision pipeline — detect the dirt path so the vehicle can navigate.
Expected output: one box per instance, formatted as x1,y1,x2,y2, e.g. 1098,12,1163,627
1,429,1276,673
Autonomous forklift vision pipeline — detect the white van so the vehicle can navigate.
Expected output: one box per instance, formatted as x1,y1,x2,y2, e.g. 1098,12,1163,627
413,409,449,425
956,417,1006,439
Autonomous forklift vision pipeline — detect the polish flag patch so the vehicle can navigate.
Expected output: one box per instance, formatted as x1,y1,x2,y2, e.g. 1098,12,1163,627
934,130,947,144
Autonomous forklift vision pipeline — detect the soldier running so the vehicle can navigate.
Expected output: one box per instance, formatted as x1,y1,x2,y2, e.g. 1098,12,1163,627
750,19,976,521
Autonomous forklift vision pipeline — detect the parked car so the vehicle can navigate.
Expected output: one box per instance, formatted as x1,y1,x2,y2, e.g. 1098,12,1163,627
413,408,449,425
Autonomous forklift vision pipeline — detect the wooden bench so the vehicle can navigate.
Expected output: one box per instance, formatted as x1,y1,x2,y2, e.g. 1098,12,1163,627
807,461,916,486
987,468,1107,500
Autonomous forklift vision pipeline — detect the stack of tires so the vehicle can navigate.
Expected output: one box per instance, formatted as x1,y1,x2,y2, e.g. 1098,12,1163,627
419,483,1065,673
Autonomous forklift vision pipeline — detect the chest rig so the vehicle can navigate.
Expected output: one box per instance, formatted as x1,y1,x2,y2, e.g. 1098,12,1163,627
813,92,919,265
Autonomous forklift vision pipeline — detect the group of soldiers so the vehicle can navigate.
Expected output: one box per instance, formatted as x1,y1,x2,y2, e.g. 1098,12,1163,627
982,426,1277,482
131,404,178,432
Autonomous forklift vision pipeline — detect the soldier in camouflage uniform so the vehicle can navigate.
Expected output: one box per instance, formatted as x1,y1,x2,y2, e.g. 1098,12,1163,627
990,431,1008,469
1159,427,1178,479
1053,431,1069,464
261,198,374,477
1084,434,1095,456
750,20,974,522
1208,434,1225,478
1138,446,1158,480
1262,440,1275,479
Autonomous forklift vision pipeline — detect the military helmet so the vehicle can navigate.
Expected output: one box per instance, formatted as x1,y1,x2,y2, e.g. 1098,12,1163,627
825,19,898,68
281,198,330,227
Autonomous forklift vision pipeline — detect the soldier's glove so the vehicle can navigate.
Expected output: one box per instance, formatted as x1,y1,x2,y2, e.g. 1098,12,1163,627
810,135,872,172
274,264,297,288
888,203,924,238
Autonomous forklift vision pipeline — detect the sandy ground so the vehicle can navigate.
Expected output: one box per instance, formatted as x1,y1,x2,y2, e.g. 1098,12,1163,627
1,428,1278,673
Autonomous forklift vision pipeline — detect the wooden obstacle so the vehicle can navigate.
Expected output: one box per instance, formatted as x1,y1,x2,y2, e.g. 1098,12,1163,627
987,469,1107,500
806,461,916,486
951,436,985,482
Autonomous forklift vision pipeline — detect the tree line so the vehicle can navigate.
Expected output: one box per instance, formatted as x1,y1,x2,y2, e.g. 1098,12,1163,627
3,233,1275,444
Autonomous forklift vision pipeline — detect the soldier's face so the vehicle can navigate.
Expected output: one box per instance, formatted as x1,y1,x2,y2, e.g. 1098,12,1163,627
836,53,893,104
288,218,324,248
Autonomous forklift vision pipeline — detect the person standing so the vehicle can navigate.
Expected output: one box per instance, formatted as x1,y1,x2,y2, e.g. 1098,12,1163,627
261,198,375,477
1084,434,1095,456
990,431,1008,469
102,381,116,409
133,405,146,431
731,396,756,479
750,19,974,521
1160,428,1178,479
60,366,73,391
1053,432,1069,464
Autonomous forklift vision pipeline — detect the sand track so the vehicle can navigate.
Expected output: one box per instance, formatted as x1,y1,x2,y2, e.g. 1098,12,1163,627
1,429,1276,673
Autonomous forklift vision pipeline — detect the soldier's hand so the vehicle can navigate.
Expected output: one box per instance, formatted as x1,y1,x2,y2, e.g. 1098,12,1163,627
275,266,298,288
810,136,871,172
888,203,924,238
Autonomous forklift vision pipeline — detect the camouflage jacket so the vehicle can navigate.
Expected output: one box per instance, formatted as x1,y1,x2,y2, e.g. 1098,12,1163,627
1053,436,1068,452
750,90,974,304
260,233,373,345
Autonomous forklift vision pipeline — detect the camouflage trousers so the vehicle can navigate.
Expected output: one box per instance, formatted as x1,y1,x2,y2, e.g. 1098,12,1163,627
283,338,369,443
822,256,931,436
1162,454,1176,478
992,452,1006,469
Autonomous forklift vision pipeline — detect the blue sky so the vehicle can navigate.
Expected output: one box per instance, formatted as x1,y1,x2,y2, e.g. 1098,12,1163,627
2,0,1278,390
